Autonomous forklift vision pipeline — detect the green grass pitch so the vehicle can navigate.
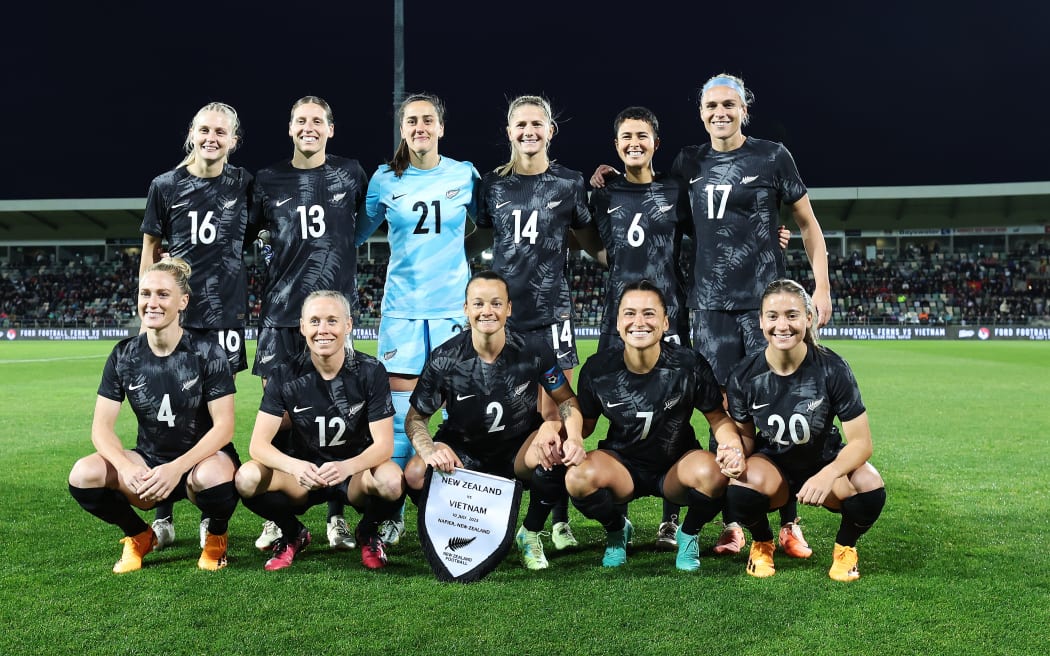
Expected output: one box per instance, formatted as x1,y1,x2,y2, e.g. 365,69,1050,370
0,339,1047,655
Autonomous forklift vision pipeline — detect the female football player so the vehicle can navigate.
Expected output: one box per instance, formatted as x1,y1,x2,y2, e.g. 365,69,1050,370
725,279,886,581
403,271,585,571
551,280,745,570
69,257,239,573
235,291,404,571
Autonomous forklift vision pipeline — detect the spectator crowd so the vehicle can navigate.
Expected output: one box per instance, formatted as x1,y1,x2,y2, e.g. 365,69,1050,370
3,243,1049,330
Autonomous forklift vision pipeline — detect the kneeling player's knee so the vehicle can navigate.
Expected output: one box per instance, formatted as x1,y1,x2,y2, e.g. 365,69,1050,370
564,464,594,497
234,461,265,497
373,465,406,499
68,455,105,488
404,456,427,491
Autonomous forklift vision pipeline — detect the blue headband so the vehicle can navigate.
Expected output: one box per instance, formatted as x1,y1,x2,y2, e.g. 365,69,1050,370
702,76,746,101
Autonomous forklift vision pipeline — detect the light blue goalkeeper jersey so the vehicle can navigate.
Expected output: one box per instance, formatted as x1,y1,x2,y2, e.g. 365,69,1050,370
359,156,480,318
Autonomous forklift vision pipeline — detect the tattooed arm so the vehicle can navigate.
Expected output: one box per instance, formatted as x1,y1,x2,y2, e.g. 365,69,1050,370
406,406,462,473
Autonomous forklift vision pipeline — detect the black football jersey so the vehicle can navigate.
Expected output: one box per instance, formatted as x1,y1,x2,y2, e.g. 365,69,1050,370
726,345,865,471
577,342,722,470
411,330,561,458
590,173,690,336
141,164,252,329
252,155,368,327
98,332,235,463
671,138,806,310
476,163,593,331
259,350,394,465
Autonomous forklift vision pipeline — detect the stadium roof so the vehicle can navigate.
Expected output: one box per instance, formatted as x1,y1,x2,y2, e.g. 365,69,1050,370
0,181,1048,242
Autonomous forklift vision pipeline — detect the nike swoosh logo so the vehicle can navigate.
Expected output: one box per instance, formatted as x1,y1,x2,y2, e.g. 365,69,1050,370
171,202,189,209
556,351,572,359
393,193,406,200
276,198,293,207
689,176,703,184
293,406,312,413
456,394,475,401
128,383,146,391
607,401,626,408
496,201,512,209
751,402,770,410
741,175,758,184
607,205,622,214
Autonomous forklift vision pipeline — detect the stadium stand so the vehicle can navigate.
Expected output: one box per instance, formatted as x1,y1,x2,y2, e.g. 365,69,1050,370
1,184,1049,330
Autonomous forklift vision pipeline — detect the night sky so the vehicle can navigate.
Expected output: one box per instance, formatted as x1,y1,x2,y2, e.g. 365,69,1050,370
4,1,1047,200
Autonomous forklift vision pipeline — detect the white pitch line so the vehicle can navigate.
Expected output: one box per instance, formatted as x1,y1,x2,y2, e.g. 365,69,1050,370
0,355,107,364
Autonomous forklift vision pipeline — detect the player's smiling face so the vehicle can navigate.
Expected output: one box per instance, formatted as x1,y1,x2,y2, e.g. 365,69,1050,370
138,271,188,330
761,291,811,352
464,278,511,336
192,110,236,166
300,296,351,358
289,102,333,158
507,104,553,158
617,290,668,349
700,86,747,142
400,100,444,156
614,119,658,170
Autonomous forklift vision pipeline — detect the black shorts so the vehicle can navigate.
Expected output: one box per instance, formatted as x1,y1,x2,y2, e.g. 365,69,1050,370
690,309,764,386
524,320,579,370
441,442,518,481
604,450,670,500
185,327,248,374
762,444,845,497
133,443,241,503
253,326,307,378
303,477,353,510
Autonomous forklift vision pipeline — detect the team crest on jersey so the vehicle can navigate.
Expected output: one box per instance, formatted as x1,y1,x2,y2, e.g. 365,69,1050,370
384,349,398,360
222,198,237,210
659,205,674,213
333,192,347,202
664,394,682,410
347,401,365,416
740,175,759,184
181,376,199,391
806,397,825,412
546,200,562,209
513,382,530,396
446,188,460,199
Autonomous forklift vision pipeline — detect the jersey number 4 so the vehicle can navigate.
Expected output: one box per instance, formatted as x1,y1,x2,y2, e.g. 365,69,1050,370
157,394,176,427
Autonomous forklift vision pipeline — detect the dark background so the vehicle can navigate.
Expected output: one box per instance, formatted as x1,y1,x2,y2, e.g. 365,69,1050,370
4,1,1047,200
